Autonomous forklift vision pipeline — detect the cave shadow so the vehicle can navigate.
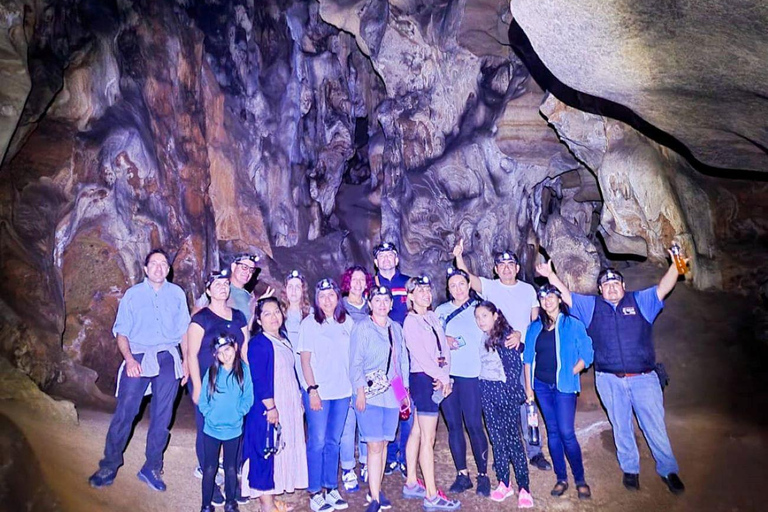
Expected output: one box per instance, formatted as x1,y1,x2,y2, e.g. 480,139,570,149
507,19,768,182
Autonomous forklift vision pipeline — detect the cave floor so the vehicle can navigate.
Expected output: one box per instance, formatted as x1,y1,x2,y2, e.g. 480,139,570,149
5,265,767,512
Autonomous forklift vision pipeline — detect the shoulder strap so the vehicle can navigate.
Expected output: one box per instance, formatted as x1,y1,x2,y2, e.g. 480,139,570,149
444,298,478,327
429,324,443,354
385,326,393,375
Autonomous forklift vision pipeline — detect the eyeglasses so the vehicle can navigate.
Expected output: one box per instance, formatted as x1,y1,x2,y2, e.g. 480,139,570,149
235,263,257,274
263,423,285,459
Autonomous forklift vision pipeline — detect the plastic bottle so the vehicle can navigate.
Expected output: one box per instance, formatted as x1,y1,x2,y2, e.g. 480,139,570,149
527,402,540,446
670,242,687,274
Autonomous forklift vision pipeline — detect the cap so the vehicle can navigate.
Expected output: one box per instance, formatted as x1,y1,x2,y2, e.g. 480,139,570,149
373,241,398,257
445,266,469,281
494,251,519,265
369,285,392,299
285,269,304,281
205,267,232,288
212,333,236,352
233,253,259,265
597,268,625,286
537,284,562,299
316,278,336,291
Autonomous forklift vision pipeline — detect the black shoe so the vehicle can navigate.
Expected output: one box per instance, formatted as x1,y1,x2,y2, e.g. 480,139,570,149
364,500,381,512
529,453,552,471
551,481,568,497
224,501,240,512
137,467,166,492
384,461,398,476
449,473,473,493
211,485,226,506
661,473,685,495
622,473,640,491
201,507,215,512
476,474,491,497
88,468,117,488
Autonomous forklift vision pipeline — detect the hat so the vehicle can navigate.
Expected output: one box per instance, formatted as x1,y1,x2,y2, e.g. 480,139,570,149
597,268,625,286
445,267,469,281
285,269,304,281
233,253,259,265
369,285,392,299
205,267,232,288
212,333,236,352
537,284,562,299
494,251,519,265
316,278,336,291
373,241,398,257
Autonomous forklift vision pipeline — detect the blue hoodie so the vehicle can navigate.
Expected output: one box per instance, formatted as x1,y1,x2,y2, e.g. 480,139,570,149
198,363,254,440
524,314,594,394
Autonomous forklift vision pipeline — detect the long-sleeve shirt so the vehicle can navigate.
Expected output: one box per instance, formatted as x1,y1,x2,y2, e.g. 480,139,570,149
198,363,254,441
403,311,451,386
349,317,410,408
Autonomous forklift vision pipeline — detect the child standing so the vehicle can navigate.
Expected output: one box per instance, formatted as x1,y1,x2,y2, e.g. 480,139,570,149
198,335,254,512
474,301,534,508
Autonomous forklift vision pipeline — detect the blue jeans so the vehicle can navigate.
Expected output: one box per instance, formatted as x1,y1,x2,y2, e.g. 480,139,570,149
341,398,368,468
303,392,349,492
386,411,413,465
534,378,585,484
100,351,179,472
595,371,679,476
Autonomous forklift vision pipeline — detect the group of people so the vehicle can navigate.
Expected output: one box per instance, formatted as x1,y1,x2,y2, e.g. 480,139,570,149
87,239,687,512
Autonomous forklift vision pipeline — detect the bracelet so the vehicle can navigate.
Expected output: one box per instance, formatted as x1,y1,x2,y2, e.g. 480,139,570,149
266,405,276,412
307,384,319,392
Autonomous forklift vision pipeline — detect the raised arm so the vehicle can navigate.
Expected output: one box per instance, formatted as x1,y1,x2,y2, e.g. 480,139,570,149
657,250,686,300
452,239,483,293
536,260,573,307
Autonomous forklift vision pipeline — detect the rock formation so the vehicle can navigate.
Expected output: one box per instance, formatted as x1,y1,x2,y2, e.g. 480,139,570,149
0,0,765,404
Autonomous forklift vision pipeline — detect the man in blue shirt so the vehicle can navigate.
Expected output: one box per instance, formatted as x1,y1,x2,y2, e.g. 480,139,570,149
372,241,412,476
88,249,191,492
537,257,686,495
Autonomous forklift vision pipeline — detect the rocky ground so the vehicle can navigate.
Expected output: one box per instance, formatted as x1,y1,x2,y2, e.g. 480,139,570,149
1,264,766,512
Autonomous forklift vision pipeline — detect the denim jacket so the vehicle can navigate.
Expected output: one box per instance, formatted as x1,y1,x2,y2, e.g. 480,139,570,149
524,314,594,394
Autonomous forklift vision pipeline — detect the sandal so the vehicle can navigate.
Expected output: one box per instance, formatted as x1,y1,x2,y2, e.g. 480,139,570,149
550,481,568,497
577,483,592,500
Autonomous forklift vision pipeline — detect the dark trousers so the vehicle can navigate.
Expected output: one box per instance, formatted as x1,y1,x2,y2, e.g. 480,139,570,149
100,351,179,472
440,376,489,474
480,380,529,491
534,378,586,484
202,433,238,506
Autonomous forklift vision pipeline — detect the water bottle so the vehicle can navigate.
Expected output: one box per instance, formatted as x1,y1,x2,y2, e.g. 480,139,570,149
526,402,540,446
670,242,687,275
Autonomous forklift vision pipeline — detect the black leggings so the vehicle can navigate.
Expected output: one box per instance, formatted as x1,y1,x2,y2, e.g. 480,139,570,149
440,376,489,474
202,433,239,506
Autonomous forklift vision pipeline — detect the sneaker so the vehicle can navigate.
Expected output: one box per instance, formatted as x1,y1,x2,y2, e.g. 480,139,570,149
366,492,392,509
325,489,349,510
449,473,472,493
403,479,427,499
364,500,381,512
342,470,360,492
236,494,249,505
622,472,640,491
195,465,225,485
201,507,215,512
398,462,407,477
384,461,399,476
476,474,491,497
423,490,461,511
490,482,514,502
137,467,166,492
194,466,204,479
310,493,334,512
223,501,240,512
517,489,534,508
88,468,117,488
661,473,685,495
529,453,552,471
211,485,226,507
360,464,368,483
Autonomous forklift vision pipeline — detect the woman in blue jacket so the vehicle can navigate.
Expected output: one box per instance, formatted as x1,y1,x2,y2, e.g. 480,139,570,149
523,284,594,500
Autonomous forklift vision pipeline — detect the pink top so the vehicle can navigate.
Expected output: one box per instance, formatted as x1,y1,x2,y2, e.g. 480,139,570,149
403,310,452,386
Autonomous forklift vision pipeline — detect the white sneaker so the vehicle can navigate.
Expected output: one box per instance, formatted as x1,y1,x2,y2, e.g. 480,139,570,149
325,489,349,510
342,470,359,492
193,465,224,485
310,493,334,512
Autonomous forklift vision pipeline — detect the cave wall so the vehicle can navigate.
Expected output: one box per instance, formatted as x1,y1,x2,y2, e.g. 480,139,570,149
0,0,762,405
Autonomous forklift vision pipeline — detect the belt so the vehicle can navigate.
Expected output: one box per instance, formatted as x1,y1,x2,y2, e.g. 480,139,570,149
614,370,652,378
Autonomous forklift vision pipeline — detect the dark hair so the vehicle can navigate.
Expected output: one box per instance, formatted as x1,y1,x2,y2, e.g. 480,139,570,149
280,272,311,320
476,301,513,351
206,334,245,400
144,248,170,266
340,265,374,297
537,291,570,330
314,279,347,324
251,297,289,339
446,271,481,302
